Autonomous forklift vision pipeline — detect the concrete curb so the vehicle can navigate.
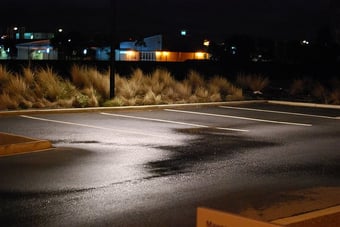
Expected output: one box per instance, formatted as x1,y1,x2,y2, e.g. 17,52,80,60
268,100,340,110
272,205,340,227
0,100,339,116
0,132,52,157
0,100,266,116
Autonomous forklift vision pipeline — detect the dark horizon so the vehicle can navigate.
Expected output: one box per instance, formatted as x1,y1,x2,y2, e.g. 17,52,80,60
1,0,336,42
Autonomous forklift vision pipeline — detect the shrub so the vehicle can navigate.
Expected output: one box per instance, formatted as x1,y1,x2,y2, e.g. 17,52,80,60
0,65,12,86
35,67,65,102
0,65,245,109
186,70,205,90
289,79,305,96
71,65,109,99
312,82,329,104
329,89,340,104
236,73,269,94
0,93,18,110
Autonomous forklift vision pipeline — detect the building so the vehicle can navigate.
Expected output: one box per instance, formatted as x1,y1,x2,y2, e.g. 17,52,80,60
1,26,55,60
114,34,210,62
2,27,210,61
16,40,57,60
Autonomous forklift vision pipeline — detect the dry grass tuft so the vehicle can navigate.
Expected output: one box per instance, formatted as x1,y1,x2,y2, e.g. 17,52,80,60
329,89,340,104
71,65,109,101
0,65,246,109
35,67,65,102
290,79,305,96
312,82,329,104
0,65,12,84
236,73,269,94
186,70,205,90
0,93,18,110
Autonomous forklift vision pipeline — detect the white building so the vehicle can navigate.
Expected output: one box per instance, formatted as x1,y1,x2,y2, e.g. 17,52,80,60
113,34,210,62
16,40,57,60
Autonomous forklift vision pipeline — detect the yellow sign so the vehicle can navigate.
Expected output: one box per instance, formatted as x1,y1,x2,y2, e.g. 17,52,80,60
197,207,281,227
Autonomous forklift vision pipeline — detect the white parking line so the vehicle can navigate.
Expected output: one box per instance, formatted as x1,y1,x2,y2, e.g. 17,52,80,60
219,105,339,120
164,109,312,127
100,112,249,132
20,115,170,139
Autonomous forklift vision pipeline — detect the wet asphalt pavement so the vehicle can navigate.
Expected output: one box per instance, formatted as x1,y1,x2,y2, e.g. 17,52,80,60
0,102,339,226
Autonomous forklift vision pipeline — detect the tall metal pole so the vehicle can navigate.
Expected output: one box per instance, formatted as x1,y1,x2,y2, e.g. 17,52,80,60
109,0,116,98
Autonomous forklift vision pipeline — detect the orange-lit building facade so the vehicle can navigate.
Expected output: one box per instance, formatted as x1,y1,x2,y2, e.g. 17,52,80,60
115,34,210,62
117,50,209,62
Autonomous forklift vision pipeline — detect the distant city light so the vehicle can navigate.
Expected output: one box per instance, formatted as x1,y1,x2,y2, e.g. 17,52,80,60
58,28,63,33
13,27,18,31
231,46,237,55
83,49,87,55
301,40,309,45
203,40,210,47
180,30,187,36
68,39,72,42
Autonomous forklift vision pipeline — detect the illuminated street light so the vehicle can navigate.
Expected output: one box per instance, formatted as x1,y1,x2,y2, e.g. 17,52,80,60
180,30,187,36
203,40,210,47
301,40,309,45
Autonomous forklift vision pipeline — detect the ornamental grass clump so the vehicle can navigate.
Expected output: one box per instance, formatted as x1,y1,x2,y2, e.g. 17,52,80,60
236,73,269,95
208,76,243,101
145,68,176,104
35,67,65,102
71,64,110,104
0,65,246,109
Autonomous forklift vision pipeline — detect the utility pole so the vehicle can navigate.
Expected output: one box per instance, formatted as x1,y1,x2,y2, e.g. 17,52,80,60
109,0,116,98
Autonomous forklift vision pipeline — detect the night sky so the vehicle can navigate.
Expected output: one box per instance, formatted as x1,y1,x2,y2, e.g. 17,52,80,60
1,0,333,41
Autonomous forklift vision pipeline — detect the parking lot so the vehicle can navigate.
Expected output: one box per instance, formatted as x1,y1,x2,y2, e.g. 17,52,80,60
0,101,339,226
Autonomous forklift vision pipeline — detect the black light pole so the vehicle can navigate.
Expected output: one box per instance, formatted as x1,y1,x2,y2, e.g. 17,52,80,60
109,0,116,98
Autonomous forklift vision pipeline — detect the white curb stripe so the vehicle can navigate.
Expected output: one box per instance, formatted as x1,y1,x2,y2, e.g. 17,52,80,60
164,109,312,127
219,105,339,120
100,112,249,132
20,115,170,139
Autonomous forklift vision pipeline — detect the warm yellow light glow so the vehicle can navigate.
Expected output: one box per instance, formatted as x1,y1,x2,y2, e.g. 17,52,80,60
125,50,137,60
203,40,210,46
195,52,205,59
156,51,169,61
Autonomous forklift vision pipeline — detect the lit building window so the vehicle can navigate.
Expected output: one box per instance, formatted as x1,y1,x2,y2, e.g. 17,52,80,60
195,52,205,59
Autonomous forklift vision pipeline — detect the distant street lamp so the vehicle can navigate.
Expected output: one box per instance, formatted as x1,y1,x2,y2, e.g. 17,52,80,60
46,48,50,60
